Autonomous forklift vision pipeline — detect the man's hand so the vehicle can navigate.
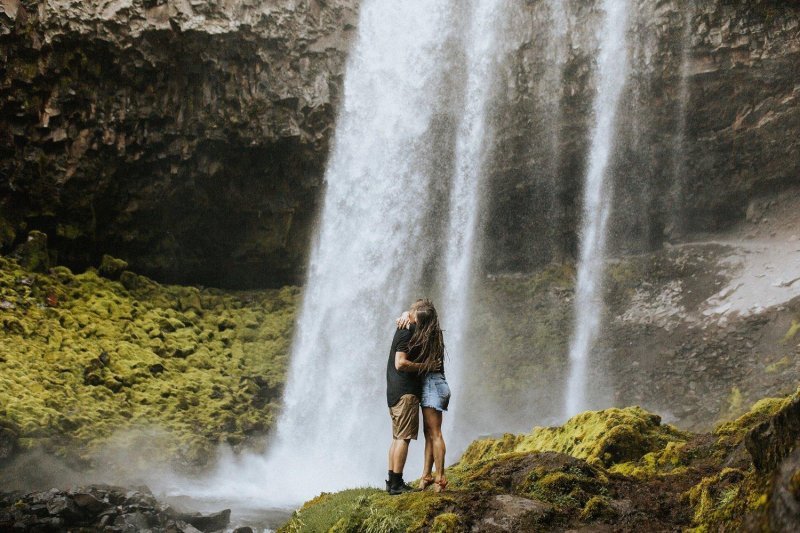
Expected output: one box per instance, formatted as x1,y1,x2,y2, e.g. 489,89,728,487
396,310,412,330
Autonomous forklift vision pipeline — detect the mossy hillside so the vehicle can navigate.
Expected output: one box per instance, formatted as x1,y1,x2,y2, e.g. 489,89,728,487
0,254,299,465
278,489,454,533
281,392,800,532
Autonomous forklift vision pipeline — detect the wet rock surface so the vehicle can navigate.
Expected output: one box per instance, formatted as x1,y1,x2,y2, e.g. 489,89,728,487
0,485,229,532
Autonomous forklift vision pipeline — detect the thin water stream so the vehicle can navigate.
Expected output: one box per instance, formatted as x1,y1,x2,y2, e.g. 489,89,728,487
564,0,631,418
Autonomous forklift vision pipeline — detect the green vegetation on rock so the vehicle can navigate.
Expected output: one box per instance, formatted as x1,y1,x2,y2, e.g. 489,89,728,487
0,254,299,467
459,406,689,468
282,390,800,532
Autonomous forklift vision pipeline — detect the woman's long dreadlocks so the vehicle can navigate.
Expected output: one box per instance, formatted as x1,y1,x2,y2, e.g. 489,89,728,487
408,299,445,373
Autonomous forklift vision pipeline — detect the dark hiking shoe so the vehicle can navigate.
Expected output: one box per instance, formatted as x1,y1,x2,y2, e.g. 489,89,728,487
388,481,417,495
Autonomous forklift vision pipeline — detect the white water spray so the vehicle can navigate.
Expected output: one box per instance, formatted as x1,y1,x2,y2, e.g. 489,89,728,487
669,2,694,236
564,0,631,418
179,0,459,506
440,0,507,448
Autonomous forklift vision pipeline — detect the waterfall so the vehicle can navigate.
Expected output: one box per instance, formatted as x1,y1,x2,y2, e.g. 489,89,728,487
169,0,513,507
440,0,507,449
564,0,631,418
669,1,694,237
179,0,460,505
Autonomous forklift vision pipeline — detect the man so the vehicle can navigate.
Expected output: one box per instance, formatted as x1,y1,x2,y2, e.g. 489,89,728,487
385,300,431,495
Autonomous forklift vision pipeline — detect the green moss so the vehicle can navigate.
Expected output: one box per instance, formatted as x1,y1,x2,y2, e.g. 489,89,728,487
765,356,791,373
0,216,16,249
580,495,617,521
0,254,299,465
609,441,689,477
98,254,129,279
55,224,83,240
685,468,749,531
782,319,800,344
14,230,49,272
430,513,460,533
714,392,798,450
460,406,689,469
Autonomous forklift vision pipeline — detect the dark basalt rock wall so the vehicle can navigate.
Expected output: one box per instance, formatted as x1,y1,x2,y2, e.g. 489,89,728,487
1,0,798,286
0,0,357,288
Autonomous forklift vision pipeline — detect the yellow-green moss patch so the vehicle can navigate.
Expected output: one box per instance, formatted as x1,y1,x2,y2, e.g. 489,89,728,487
0,255,299,465
459,406,689,469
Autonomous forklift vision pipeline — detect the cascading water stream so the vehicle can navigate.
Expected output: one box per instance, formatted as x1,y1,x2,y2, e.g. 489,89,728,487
564,0,631,418
439,0,507,449
669,1,694,236
175,0,459,506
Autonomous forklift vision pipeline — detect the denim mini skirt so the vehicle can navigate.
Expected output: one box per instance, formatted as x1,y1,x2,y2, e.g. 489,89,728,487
421,372,451,412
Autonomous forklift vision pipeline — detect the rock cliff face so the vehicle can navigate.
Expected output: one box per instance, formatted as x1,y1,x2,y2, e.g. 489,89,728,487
483,0,800,272
0,0,357,288
1,0,799,286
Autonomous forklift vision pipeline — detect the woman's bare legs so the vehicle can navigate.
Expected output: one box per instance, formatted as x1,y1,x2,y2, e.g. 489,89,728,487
418,423,434,489
421,407,446,489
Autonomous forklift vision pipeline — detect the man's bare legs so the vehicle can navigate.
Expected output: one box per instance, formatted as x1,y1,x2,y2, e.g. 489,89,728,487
421,407,446,489
389,438,411,474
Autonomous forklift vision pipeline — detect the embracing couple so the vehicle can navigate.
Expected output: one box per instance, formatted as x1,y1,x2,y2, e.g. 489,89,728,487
385,299,451,495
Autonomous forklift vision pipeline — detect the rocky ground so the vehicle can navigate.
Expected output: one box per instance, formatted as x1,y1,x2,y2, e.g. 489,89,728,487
281,390,800,532
0,484,242,532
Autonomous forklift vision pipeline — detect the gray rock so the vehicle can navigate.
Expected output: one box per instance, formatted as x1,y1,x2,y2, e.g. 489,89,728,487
0,427,18,462
472,494,553,532
177,508,231,532
769,447,800,533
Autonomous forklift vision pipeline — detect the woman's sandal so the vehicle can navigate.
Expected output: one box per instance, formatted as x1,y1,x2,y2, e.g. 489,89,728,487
433,477,448,493
418,475,434,490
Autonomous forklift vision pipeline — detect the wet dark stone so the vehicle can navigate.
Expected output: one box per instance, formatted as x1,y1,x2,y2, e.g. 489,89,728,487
177,509,231,532
769,447,800,533
0,427,18,462
746,396,800,472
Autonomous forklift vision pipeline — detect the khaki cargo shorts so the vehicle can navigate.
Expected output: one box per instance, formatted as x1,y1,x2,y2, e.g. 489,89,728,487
389,394,419,440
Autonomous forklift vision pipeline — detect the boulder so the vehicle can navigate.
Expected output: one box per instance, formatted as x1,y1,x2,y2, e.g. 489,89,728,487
745,396,800,472
0,427,18,462
99,254,129,279
472,494,553,532
177,508,231,532
14,231,49,272
769,447,800,533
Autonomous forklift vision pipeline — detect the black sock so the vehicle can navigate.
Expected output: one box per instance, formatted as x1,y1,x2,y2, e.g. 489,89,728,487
389,471,402,486
388,470,394,480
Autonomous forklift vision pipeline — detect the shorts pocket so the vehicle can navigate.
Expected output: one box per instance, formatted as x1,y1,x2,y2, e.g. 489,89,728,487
436,380,451,402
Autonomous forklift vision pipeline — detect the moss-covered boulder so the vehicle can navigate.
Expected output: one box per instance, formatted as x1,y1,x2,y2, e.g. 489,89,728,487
460,406,689,469
98,254,129,280
13,231,49,272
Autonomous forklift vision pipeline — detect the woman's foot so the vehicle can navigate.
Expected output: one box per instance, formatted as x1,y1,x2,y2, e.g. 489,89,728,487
418,475,434,490
433,476,448,493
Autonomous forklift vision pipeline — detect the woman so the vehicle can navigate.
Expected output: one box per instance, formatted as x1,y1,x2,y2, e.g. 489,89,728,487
397,299,450,492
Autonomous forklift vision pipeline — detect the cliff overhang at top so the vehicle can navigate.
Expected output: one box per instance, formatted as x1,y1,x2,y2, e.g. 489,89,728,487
0,0,358,288
1,0,800,287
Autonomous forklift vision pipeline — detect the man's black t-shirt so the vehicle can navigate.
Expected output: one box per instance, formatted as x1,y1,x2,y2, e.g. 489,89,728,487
386,326,422,407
